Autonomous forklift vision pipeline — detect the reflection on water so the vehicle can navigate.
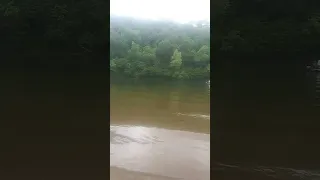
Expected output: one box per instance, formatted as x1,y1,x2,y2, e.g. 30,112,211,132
110,78,210,180
110,79,210,133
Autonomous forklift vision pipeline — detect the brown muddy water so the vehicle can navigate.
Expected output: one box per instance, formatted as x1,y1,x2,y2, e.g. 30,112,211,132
212,70,320,180
3,70,320,180
110,78,210,180
0,72,107,179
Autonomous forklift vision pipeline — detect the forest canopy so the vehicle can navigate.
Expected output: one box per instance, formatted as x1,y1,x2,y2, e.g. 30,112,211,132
213,0,320,59
110,16,210,79
0,0,108,55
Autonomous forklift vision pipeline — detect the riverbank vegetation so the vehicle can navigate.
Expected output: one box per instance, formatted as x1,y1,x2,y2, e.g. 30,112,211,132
213,0,320,62
1,0,108,58
110,16,210,79
5,0,319,76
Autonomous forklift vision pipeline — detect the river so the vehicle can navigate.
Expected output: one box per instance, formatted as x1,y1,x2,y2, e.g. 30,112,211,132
0,71,108,179
110,77,210,180
111,70,320,180
212,68,320,180
1,68,319,179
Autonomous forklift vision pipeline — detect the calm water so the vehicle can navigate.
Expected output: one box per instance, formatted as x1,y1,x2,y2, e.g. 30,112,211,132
0,71,108,179
111,70,320,180
110,78,210,180
1,68,319,179
212,69,320,180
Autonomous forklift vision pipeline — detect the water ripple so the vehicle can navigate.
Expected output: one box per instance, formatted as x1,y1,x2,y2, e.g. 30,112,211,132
214,162,320,180
110,125,210,180
175,113,210,120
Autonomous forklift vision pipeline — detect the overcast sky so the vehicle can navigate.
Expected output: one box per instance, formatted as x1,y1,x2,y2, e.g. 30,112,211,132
110,0,210,23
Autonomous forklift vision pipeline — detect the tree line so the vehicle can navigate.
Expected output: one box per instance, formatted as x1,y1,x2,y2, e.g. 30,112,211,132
4,0,318,76
1,0,108,56
110,16,210,79
213,0,320,61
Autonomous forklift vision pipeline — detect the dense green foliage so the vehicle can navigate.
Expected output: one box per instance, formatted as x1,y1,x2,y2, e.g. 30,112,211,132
213,0,320,59
4,0,318,73
0,0,108,55
110,16,210,79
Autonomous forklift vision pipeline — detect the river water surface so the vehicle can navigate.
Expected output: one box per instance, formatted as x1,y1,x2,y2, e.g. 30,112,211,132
212,69,320,180
0,71,107,179
3,69,319,180
111,70,320,180
110,78,210,180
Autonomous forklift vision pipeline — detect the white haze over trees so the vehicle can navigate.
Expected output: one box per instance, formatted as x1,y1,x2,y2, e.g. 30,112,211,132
110,0,210,23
